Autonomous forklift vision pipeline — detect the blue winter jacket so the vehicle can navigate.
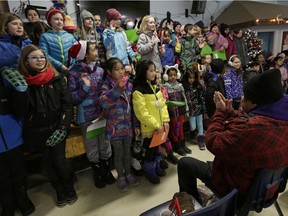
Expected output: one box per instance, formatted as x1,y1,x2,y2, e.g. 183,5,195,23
0,75,29,153
39,30,76,73
0,34,31,68
102,28,136,65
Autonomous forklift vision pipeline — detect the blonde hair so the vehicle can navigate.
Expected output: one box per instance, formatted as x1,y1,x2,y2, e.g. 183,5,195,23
139,15,156,33
0,13,27,38
18,44,58,76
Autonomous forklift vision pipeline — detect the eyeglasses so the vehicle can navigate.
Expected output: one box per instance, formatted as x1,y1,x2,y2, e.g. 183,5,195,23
27,56,46,60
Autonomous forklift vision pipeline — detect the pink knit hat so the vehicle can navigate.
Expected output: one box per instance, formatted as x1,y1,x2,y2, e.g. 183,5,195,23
46,9,65,26
106,8,121,22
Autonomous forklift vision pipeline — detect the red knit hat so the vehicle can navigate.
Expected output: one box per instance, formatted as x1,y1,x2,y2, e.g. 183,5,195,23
106,8,121,22
67,40,87,67
46,9,65,26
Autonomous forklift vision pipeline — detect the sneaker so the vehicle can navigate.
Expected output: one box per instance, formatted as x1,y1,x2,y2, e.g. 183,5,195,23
117,176,128,192
65,186,78,204
125,173,139,187
55,190,67,207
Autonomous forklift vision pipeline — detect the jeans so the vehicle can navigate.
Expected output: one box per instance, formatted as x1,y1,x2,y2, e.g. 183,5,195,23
189,114,204,135
178,157,213,201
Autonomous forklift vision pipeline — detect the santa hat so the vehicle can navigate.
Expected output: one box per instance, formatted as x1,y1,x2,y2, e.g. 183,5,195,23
67,40,87,67
46,9,65,27
106,8,121,23
63,15,76,31
163,64,181,81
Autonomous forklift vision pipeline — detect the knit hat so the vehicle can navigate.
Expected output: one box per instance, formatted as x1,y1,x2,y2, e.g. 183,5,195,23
80,9,94,21
46,9,65,27
243,69,283,105
106,8,121,23
25,6,40,19
210,22,219,30
210,59,224,74
163,64,181,81
63,15,76,31
195,20,204,29
67,40,87,67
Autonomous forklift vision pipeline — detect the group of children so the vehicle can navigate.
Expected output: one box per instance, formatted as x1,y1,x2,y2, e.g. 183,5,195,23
1,5,288,216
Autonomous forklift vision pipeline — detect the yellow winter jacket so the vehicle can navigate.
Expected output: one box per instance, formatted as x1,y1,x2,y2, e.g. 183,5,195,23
132,82,170,138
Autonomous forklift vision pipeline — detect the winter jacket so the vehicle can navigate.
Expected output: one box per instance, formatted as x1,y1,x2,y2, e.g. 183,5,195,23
163,81,188,117
0,74,29,153
208,32,228,51
23,75,72,145
233,35,249,67
68,62,104,124
161,40,175,67
103,28,136,65
179,35,200,69
133,82,169,138
100,76,133,140
39,30,76,72
183,83,205,116
137,32,163,72
0,34,31,68
224,34,237,60
223,67,243,100
206,95,288,204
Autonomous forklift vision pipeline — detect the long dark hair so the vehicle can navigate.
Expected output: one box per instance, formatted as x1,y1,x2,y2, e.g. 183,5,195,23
103,57,124,79
133,60,156,87
182,68,201,90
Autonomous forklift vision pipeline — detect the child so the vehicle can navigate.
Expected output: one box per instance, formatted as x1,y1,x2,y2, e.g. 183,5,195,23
0,13,31,68
39,9,76,75
162,65,191,156
67,40,115,189
155,70,178,165
160,28,176,68
100,57,139,192
132,60,170,184
102,8,136,72
182,68,206,150
77,9,106,69
137,15,163,72
179,24,200,76
224,55,244,110
18,45,77,206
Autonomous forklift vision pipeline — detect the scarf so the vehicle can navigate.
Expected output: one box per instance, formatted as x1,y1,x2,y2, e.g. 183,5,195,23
24,67,54,86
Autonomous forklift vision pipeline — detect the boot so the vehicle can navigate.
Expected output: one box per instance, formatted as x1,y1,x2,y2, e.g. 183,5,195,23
64,182,78,204
190,130,197,140
155,155,166,177
101,158,116,185
143,160,160,184
181,140,192,154
160,155,169,169
131,158,144,176
15,186,35,216
173,141,186,156
198,135,206,150
55,186,68,207
166,151,178,165
91,162,106,188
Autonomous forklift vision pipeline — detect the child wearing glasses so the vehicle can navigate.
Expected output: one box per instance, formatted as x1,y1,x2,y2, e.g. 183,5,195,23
18,45,77,207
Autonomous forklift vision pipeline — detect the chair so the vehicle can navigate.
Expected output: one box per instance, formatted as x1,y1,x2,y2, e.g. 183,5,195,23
236,167,288,216
139,188,238,216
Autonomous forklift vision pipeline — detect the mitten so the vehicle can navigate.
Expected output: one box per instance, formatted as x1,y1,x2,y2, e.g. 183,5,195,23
1,67,28,92
45,129,67,147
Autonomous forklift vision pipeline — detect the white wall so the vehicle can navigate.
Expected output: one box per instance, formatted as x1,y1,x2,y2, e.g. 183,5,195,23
150,0,231,27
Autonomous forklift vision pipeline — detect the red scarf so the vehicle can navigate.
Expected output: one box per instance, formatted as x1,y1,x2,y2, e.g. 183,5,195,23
24,67,55,86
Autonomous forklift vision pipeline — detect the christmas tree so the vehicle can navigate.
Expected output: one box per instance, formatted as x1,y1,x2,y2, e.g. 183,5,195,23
244,29,263,63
